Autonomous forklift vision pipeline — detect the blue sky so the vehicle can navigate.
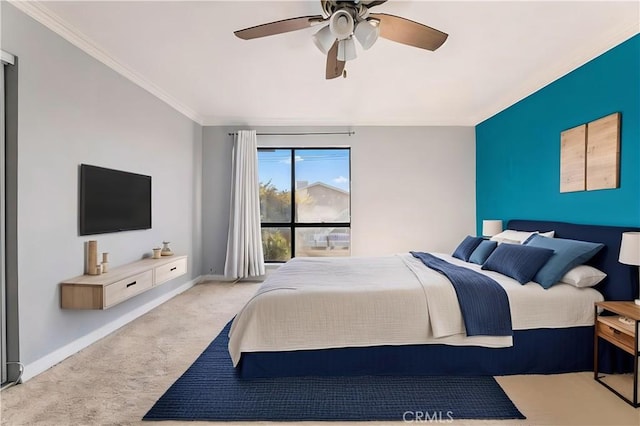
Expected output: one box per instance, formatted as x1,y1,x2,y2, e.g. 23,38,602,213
258,149,350,192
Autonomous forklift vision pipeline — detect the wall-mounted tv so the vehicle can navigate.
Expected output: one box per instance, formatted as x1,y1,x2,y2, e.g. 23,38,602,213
79,164,151,235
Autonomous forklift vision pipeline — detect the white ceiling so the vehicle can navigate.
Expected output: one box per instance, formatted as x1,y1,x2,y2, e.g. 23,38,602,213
11,1,640,126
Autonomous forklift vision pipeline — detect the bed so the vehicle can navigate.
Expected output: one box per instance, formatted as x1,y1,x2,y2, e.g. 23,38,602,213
229,220,640,378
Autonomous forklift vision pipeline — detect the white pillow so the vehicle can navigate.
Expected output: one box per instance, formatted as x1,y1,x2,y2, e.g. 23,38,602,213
559,265,607,288
490,230,555,245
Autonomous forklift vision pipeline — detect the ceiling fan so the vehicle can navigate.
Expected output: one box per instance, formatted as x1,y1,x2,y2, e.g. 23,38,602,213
234,0,448,80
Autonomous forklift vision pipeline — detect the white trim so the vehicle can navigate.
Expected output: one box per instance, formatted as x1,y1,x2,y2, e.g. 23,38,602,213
200,274,267,282
200,274,232,282
0,51,15,66
202,116,477,127
7,1,636,128
20,276,201,382
8,0,203,125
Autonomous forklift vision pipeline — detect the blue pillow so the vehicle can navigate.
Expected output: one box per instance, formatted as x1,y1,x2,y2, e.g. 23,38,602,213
452,236,484,262
469,240,498,265
481,244,554,284
523,234,604,289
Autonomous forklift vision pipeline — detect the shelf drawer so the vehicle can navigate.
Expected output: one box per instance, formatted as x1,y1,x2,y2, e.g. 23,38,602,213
597,319,635,354
104,270,153,308
155,257,187,286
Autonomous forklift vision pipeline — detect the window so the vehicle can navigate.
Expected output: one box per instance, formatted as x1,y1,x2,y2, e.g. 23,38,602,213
258,148,350,262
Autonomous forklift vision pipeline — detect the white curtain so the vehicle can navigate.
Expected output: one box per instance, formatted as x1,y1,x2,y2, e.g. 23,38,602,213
224,130,265,279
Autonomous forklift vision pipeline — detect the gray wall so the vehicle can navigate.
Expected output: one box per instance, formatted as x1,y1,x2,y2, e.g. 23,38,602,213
2,2,474,376
203,126,476,276
2,4,203,369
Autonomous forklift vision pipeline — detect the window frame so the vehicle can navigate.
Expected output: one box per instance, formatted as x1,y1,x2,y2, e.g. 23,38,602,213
258,147,351,263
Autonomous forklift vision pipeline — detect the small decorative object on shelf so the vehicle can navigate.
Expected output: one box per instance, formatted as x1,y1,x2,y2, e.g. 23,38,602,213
96,264,103,275
152,248,162,259
86,240,99,275
101,252,109,273
161,241,174,256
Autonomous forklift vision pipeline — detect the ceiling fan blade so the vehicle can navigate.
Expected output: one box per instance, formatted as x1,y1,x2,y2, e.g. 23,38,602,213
369,13,448,51
326,40,345,80
364,1,388,8
234,15,325,40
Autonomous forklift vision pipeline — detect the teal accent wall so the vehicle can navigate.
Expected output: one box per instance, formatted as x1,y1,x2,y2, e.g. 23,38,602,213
476,34,640,233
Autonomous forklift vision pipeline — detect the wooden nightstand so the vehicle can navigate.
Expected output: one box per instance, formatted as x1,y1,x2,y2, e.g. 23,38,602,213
594,301,640,407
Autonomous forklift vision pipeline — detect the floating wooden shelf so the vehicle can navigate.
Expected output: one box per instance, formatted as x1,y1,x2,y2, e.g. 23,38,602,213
60,255,187,309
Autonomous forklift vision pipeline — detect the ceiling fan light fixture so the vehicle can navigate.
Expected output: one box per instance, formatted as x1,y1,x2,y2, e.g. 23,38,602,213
233,0,449,80
337,37,357,62
354,19,380,50
312,25,335,55
329,9,355,40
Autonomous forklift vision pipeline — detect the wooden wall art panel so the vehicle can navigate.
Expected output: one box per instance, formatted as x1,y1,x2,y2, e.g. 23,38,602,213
560,124,587,193
586,112,620,191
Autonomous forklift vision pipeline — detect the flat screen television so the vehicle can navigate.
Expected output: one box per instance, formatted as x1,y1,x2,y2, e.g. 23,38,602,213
79,164,151,235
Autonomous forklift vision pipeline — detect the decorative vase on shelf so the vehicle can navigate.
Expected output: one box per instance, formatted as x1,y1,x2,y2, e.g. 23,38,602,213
161,241,173,256
86,240,99,275
101,252,109,273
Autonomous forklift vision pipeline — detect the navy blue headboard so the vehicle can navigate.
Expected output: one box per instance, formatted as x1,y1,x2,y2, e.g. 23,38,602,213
507,220,640,301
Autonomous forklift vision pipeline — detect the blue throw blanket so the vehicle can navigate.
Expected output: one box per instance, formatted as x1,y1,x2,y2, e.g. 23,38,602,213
410,252,512,336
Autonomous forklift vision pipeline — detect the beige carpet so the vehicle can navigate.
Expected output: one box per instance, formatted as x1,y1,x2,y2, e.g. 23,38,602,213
1,281,638,426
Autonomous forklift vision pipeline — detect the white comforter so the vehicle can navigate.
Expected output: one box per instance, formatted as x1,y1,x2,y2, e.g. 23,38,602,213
228,253,603,366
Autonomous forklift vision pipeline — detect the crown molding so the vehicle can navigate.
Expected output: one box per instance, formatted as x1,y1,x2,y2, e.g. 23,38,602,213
9,1,636,129
475,23,640,125
201,115,476,127
8,0,204,125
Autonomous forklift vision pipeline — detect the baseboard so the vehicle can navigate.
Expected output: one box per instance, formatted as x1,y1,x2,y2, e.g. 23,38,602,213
200,274,266,283
200,265,280,283
21,275,201,382
200,274,231,282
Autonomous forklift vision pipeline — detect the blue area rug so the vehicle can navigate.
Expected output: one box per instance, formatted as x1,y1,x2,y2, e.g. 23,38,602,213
144,322,525,421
